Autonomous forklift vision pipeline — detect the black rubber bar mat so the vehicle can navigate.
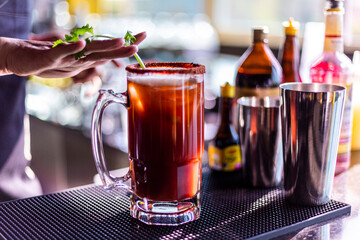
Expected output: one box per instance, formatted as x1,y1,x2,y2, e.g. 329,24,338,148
0,168,351,240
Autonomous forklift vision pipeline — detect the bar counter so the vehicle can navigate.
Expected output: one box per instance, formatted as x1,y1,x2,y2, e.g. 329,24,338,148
0,150,359,239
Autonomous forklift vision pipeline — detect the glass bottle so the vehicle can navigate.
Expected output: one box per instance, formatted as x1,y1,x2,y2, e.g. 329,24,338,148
278,18,301,83
310,0,353,175
234,26,282,99
208,83,241,172
352,51,360,150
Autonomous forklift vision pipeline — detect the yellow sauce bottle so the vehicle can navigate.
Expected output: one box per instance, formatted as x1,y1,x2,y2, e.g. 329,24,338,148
208,83,241,171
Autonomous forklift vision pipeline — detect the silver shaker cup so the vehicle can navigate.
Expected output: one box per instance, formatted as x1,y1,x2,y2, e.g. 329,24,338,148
280,83,346,206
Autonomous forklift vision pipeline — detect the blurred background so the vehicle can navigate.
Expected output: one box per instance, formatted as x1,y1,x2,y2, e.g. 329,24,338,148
27,0,360,193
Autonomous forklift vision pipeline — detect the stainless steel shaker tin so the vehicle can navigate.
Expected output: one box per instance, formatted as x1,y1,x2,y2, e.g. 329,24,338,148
237,96,283,188
280,83,346,206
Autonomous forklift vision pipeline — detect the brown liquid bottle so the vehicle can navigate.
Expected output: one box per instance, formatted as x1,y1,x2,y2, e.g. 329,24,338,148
208,83,241,172
234,26,282,99
278,18,301,83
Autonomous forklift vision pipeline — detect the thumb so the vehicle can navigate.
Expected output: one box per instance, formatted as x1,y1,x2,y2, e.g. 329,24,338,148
49,40,86,60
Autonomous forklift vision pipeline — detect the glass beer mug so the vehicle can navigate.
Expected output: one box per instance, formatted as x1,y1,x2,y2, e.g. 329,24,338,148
91,62,205,225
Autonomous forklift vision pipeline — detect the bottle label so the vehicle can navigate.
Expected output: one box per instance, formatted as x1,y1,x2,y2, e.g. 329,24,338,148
324,10,344,52
325,10,343,37
208,145,241,171
235,87,279,99
324,36,344,52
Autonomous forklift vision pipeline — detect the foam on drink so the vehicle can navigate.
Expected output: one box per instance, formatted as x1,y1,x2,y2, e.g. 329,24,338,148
128,74,202,87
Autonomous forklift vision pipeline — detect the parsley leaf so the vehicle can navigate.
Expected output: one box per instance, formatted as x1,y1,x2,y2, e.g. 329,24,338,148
52,25,145,68
71,24,93,37
124,31,137,46
52,39,65,47
124,31,146,69
74,50,86,60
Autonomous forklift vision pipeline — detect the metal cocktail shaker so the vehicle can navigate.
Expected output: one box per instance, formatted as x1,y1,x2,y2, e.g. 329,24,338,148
280,83,346,206
238,96,283,188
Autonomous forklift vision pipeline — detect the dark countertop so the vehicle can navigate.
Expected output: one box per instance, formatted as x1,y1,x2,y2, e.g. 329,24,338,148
0,150,359,239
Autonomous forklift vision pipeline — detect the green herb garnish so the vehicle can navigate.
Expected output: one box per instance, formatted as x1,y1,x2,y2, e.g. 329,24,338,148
52,25,146,68
124,31,146,69
52,24,94,48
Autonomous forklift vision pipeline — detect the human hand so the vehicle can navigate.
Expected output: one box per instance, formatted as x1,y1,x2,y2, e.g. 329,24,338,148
0,32,146,78
30,32,66,42
30,32,121,95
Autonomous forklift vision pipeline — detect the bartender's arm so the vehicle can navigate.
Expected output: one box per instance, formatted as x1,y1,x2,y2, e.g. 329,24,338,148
0,32,146,78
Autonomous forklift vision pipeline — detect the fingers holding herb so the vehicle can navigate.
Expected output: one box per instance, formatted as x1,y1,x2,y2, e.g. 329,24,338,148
0,25,147,77
49,40,86,60
52,25,146,68
82,38,125,54
82,45,139,62
80,35,144,61
127,31,147,46
134,32,147,45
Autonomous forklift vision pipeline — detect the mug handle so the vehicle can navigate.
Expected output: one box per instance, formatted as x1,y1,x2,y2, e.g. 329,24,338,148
91,89,131,190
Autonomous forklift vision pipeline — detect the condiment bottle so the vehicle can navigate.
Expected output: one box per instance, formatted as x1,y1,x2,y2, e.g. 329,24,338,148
278,18,301,83
310,0,353,175
234,26,282,99
208,83,241,172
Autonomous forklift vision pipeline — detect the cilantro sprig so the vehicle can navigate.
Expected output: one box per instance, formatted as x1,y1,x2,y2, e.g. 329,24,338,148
124,31,146,69
52,25,146,68
52,24,94,47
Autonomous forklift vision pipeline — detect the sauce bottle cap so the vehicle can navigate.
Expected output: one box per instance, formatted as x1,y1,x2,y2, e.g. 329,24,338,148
326,0,344,11
221,82,235,98
283,18,299,35
252,26,269,43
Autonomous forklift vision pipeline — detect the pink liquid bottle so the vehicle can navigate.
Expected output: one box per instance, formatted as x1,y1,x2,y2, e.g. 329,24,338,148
310,0,353,175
